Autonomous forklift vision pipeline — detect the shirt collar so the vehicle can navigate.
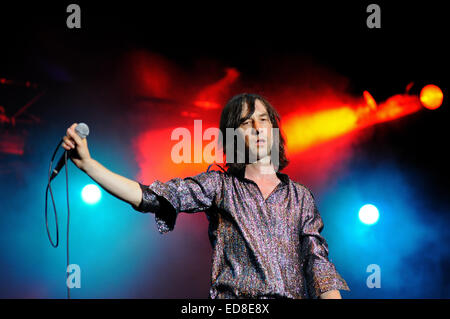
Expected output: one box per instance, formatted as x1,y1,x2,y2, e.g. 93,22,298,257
227,165,290,186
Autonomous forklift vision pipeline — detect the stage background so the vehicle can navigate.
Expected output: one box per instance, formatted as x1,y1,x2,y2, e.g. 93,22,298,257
0,1,448,298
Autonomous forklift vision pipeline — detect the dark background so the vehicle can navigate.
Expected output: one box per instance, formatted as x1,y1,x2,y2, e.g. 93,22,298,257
0,1,448,298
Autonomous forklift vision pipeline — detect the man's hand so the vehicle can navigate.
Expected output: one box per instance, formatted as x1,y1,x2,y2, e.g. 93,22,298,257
62,122,92,171
319,290,342,299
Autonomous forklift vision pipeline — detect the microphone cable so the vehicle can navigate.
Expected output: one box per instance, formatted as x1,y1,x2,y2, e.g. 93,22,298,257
45,139,72,299
206,163,227,173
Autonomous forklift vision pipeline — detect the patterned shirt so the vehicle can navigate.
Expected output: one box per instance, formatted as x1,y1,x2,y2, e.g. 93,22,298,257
132,165,350,298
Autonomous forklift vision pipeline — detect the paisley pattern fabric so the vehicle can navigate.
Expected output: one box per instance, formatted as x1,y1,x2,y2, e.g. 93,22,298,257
132,166,349,298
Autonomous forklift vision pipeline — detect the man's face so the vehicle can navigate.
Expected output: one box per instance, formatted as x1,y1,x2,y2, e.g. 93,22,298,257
238,99,274,161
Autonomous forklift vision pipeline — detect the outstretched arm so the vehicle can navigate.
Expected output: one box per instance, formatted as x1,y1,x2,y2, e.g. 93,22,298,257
82,158,142,208
63,122,224,234
62,122,142,207
133,170,223,233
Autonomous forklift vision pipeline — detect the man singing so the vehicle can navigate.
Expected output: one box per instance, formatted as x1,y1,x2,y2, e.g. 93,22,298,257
62,93,350,299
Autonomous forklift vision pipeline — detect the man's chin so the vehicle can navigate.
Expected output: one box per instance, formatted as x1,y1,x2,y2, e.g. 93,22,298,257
248,148,270,161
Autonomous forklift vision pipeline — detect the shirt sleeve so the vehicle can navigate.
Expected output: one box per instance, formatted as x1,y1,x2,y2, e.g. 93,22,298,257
300,189,350,298
132,170,224,234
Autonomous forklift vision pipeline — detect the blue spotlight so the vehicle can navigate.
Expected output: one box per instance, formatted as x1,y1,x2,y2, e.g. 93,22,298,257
81,184,102,205
358,204,379,225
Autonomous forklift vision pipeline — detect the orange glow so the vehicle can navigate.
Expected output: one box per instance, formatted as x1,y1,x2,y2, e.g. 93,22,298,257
284,107,357,152
133,125,215,183
134,88,427,183
420,84,443,109
374,94,421,122
194,68,240,109
363,91,377,111
126,51,436,189
284,90,423,153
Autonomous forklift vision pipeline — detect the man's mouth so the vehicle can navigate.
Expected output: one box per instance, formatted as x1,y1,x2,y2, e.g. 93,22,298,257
255,138,266,146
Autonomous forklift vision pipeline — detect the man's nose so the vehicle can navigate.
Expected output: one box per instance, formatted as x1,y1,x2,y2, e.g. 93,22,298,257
252,120,262,134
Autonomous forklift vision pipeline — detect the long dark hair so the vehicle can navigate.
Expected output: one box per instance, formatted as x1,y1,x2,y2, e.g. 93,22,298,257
219,93,289,172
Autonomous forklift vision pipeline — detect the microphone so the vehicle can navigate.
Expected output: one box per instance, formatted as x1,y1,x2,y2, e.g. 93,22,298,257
50,123,89,181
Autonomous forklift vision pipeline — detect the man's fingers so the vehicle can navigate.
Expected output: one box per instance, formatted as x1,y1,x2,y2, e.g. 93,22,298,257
67,126,83,145
63,136,75,148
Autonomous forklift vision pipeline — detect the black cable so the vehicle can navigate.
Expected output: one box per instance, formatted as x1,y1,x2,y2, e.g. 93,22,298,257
45,139,71,299
65,150,70,299
45,140,62,247
206,163,227,173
